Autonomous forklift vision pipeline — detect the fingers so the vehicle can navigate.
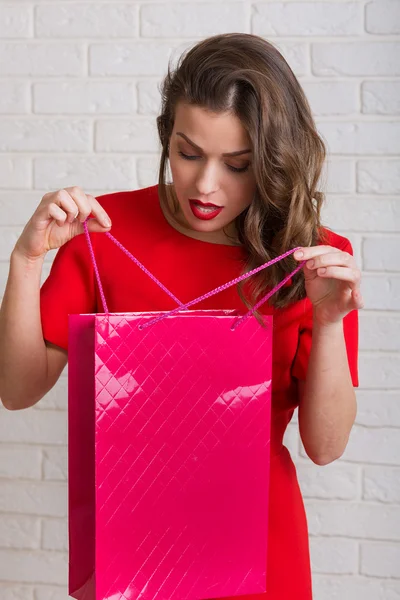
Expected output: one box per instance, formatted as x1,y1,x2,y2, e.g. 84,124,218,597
47,202,69,227
85,194,112,228
304,250,356,272
313,265,362,290
63,187,111,229
294,245,341,261
40,187,112,229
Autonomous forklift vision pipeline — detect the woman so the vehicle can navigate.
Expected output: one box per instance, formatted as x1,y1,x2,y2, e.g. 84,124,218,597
0,33,361,599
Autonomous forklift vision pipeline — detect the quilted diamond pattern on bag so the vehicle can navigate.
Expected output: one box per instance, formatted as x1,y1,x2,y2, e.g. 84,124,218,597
68,311,273,600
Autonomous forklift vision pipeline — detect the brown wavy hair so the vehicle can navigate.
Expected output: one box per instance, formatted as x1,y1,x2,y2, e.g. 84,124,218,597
156,33,328,314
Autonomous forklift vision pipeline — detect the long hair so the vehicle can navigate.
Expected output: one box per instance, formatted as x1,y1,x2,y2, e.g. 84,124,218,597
156,33,328,313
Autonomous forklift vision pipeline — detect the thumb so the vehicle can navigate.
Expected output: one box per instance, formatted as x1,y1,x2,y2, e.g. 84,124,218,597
77,217,112,235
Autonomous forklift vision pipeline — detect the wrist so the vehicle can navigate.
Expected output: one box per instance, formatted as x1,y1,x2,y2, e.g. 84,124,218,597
11,246,46,270
313,308,344,335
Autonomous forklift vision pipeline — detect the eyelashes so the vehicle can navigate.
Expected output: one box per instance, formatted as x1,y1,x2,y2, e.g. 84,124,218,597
177,151,250,174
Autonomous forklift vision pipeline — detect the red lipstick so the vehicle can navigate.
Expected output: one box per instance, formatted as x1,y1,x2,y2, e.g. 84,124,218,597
189,199,223,221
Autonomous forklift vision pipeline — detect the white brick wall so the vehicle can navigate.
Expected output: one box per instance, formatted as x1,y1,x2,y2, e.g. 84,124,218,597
0,1,398,597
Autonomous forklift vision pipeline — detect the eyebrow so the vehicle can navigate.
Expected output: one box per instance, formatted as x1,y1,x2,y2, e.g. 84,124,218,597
176,132,252,157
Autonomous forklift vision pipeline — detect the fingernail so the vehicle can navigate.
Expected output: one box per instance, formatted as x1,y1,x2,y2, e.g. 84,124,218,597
104,218,111,227
294,251,304,258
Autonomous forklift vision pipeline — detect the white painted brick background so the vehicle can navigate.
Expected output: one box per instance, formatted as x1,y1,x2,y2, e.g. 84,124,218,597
0,0,399,597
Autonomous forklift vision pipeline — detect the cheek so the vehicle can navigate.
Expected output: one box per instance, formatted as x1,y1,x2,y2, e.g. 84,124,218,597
169,155,192,183
228,180,256,210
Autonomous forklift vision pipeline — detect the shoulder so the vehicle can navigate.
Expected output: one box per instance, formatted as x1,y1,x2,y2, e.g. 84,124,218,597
94,184,160,228
318,227,354,254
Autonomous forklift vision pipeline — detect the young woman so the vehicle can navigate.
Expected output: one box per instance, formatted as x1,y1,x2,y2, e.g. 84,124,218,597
0,33,361,599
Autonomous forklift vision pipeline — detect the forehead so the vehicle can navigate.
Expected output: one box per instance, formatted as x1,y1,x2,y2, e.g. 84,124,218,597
173,102,251,150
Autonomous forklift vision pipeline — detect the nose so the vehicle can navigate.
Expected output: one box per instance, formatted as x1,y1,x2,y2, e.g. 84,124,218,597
195,162,220,197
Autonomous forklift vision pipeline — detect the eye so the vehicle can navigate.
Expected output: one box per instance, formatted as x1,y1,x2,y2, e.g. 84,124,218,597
178,151,250,174
178,151,198,161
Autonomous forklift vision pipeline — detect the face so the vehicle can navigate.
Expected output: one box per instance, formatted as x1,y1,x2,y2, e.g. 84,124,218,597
167,101,257,244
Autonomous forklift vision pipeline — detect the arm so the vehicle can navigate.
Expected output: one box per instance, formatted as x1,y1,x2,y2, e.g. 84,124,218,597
298,313,357,466
293,242,362,466
0,186,111,410
0,250,68,410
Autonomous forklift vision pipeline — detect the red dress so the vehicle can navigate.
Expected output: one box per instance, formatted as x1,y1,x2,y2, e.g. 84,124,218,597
40,184,359,600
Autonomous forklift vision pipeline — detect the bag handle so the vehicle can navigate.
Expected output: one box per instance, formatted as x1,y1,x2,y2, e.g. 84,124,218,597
83,219,306,331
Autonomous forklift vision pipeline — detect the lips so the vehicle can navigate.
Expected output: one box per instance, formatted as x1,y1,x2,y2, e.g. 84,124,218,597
189,199,224,221
189,199,222,208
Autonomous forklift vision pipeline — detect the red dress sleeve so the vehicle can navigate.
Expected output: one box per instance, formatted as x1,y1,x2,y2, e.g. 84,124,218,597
39,232,96,351
291,235,359,387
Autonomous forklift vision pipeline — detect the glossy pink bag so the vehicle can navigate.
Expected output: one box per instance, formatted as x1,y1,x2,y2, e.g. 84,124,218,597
68,223,304,600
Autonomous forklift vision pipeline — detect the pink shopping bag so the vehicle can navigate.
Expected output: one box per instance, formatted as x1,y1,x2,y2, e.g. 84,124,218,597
67,224,304,600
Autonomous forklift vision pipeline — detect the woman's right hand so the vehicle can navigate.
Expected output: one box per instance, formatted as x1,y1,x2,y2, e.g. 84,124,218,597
14,186,112,261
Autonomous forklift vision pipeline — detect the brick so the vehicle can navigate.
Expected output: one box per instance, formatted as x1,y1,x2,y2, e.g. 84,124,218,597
0,157,31,189
361,541,400,578
358,159,400,194
0,445,41,479
90,42,173,76
137,156,161,189
366,0,400,34
252,2,361,36
95,118,159,152
0,481,67,518
301,81,358,116
322,160,355,194
33,588,67,600
0,408,67,445
0,5,31,38
361,274,400,310
360,354,400,389
341,425,400,466
359,313,400,351
363,237,400,271
41,518,67,552
0,192,45,226
35,4,138,38
34,376,68,412
355,390,400,427
34,156,136,191
275,42,308,77
137,80,164,115
0,585,33,600
0,82,30,114
297,463,359,500
312,42,400,76
0,226,24,261
322,196,400,233
310,536,358,574
0,119,91,152
42,447,67,482
306,500,400,540
34,81,136,114
317,121,400,155
363,466,400,503
0,43,84,77
312,574,400,600
142,3,245,37
362,81,400,115
0,549,67,585
0,515,40,550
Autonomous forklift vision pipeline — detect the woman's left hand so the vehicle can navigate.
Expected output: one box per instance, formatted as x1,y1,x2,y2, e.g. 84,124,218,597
294,246,364,326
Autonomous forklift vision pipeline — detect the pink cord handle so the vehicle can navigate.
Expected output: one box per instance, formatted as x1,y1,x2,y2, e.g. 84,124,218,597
83,221,185,313
83,219,306,331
